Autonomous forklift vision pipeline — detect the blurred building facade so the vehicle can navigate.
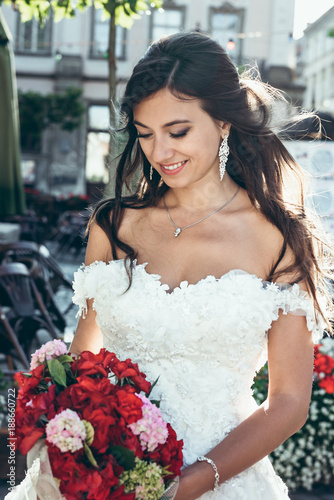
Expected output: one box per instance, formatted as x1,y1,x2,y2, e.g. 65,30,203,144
293,6,334,235
299,6,334,112
3,0,298,196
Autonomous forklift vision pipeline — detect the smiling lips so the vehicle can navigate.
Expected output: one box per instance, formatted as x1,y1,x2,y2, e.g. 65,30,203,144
160,160,188,175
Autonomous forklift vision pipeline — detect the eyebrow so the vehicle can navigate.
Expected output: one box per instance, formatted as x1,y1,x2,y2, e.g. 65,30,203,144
133,119,192,129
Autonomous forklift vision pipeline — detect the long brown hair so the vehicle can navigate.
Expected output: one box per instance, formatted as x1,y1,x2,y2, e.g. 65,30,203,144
90,31,333,331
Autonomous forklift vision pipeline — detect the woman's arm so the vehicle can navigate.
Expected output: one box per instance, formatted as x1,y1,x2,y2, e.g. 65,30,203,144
69,222,112,356
174,310,314,500
69,305,103,356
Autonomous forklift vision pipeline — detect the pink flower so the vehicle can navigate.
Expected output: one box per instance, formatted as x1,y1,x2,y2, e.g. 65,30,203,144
128,394,168,452
46,409,86,453
30,339,68,369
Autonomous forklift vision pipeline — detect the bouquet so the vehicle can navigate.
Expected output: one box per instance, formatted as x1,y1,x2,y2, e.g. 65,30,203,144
253,336,334,491
14,340,183,500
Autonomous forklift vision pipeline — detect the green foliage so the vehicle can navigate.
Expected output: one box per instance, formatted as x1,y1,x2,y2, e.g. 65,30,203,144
108,445,136,470
252,363,268,404
0,371,8,391
252,338,334,491
46,87,85,131
47,358,67,387
3,0,163,27
18,87,85,151
84,441,99,467
328,28,334,37
119,457,168,499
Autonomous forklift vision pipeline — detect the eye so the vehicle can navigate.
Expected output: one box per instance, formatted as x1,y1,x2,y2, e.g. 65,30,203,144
137,133,152,139
170,129,189,139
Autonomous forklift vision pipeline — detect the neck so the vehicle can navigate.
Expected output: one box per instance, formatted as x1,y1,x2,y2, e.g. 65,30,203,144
163,174,239,213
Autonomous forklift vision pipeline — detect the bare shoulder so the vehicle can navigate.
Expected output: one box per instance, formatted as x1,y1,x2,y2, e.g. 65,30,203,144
85,221,113,265
117,206,144,238
116,205,152,258
233,194,297,283
85,203,159,263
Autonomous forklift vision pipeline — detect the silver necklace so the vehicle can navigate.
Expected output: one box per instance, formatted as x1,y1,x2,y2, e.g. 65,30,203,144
163,186,240,238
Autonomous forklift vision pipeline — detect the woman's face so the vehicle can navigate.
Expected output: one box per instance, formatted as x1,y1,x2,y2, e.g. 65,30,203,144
133,89,228,189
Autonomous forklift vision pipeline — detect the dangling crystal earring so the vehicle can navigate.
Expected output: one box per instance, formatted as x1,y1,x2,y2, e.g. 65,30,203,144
150,165,153,181
219,135,229,181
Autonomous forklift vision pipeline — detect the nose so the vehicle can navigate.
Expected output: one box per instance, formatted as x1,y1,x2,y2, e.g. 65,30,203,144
150,136,174,164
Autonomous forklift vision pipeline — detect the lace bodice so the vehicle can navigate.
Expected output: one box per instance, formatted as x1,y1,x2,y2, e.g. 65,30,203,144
72,260,322,499
73,260,321,459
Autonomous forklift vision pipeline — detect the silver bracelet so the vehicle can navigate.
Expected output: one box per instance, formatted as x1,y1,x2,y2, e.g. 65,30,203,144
197,456,220,492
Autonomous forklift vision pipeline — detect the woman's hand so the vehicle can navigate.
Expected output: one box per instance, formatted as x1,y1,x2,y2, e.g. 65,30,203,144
173,461,216,500
173,475,195,500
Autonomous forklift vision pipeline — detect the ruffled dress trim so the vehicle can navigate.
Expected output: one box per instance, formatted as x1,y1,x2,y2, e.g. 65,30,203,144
72,260,324,343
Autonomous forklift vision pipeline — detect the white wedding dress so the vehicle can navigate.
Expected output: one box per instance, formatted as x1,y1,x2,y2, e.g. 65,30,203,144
6,259,322,500
71,259,322,500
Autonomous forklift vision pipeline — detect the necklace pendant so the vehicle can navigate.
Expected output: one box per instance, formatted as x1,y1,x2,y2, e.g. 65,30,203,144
174,228,181,237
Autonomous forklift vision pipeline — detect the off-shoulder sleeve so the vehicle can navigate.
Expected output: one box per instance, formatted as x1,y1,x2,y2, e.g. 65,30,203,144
72,265,90,318
72,261,110,318
72,260,131,319
264,282,325,343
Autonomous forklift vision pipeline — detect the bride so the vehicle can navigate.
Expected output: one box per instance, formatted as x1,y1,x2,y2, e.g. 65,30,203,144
67,31,331,499
70,32,329,499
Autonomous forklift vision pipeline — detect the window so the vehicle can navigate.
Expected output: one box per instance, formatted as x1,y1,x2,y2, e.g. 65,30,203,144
331,64,334,97
88,105,110,131
320,68,326,105
16,14,52,55
209,5,244,65
150,4,185,42
86,105,110,183
91,8,126,60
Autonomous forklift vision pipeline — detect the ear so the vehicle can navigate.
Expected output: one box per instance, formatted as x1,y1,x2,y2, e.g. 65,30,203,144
220,121,231,137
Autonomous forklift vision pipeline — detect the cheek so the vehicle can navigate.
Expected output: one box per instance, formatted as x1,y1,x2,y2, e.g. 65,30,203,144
138,140,150,158
192,128,220,151
193,136,220,161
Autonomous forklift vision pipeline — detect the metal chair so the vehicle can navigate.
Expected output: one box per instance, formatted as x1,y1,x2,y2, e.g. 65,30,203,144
0,304,30,369
0,262,60,368
47,210,88,258
0,241,75,332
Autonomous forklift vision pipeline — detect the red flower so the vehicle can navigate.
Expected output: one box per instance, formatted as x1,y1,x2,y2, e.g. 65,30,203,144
16,384,57,454
109,358,151,394
115,388,143,425
74,350,151,394
14,346,183,499
16,365,45,394
18,428,45,455
318,375,334,394
48,445,85,482
104,423,144,459
75,349,116,378
14,371,28,387
48,444,134,499
146,424,183,477
314,349,334,376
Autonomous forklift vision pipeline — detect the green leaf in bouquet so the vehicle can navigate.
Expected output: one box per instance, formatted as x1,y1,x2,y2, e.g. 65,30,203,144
36,381,49,392
84,442,98,468
63,365,77,384
47,359,67,387
38,414,49,424
62,361,76,376
57,355,75,364
149,399,161,408
148,376,160,397
62,363,73,372
108,445,135,470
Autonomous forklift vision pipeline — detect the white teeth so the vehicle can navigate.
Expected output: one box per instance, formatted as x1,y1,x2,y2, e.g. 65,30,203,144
162,161,186,170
